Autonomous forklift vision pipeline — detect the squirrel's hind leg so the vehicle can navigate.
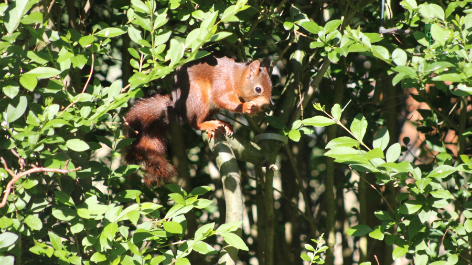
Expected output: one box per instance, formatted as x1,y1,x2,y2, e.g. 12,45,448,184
194,120,233,139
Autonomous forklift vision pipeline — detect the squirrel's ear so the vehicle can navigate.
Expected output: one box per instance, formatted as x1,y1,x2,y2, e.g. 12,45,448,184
261,58,271,73
248,60,261,77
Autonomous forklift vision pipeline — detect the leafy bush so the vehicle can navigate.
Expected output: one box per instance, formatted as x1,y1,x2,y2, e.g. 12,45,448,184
1,0,471,264
282,0,472,264
0,0,250,264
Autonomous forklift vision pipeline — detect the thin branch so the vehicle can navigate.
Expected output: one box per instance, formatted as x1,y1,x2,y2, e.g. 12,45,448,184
57,52,95,118
0,157,81,208
241,0,288,39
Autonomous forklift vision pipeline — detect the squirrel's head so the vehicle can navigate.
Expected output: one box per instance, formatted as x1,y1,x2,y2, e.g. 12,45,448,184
240,58,272,110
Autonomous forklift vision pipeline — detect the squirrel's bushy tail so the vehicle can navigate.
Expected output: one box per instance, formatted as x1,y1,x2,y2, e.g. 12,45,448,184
125,95,176,185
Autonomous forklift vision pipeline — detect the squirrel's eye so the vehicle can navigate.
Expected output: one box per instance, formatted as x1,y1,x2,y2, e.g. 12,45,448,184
255,86,262,93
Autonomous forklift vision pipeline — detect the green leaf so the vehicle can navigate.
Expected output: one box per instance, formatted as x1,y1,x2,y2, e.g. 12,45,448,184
209,32,233,42
392,246,408,260
215,221,242,233
392,48,407,66
163,221,183,234
154,31,172,46
221,5,239,22
19,74,38,91
302,116,336,127
310,41,324,49
328,50,340,63
175,258,191,265
432,73,467,82
25,215,42,230
128,25,142,44
300,21,322,34
416,178,431,191
66,139,90,152
25,67,61,79
331,104,342,120
430,24,450,46
369,225,384,240
189,186,212,196
430,190,454,200
0,217,13,229
373,127,389,151
194,198,213,209
166,39,184,66
95,27,126,38
52,207,77,221
419,3,445,21
128,241,141,256
425,61,454,73
385,143,401,162
415,254,428,265
374,210,393,221
398,200,423,214
429,261,451,265
70,220,84,234
326,137,360,149
169,193,186,205
20,11,43,24
325,147,366,163
102,223,118,241
195,223,215,239
0,256,14,265
2,80,19,98
447,254,458,265
79,35,94,48
0,232,19,248
427,165,456,179
22,178,38,189
464,219,472,233
54,190,75,206
461,155,471,164
4,0,30,34
220,232,249,251
7,96,28,123
364,148,385,160
48,231,63,250
371,45,389,60
324,19,342,33
431,198,449,208
351,113,367,142
153,12,167,29
301,254,311,262
288,129,301,142
114,190,142,202
193,241,217,254
150,256,166,265
348,44,369,52
393,65,417,78
90,252,107,263
283,21,294,30
347,224,372,236
166,184,185,194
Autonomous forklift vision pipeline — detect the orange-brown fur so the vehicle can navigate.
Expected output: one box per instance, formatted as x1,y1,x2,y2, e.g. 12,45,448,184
125,53,272,185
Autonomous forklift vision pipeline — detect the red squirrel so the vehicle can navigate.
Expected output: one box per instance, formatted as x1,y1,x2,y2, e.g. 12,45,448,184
125,53,272,185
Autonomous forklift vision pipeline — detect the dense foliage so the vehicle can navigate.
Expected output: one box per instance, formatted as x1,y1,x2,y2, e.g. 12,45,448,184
0,0,471,265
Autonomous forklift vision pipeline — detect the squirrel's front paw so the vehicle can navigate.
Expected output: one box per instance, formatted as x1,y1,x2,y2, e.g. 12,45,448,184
243,101,260,115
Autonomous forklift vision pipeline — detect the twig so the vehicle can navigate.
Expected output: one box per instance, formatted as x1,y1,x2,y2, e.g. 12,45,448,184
0,157,82,208
120,83,131,93
351,166,395,216
57,52,95,118
10,149,25,170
